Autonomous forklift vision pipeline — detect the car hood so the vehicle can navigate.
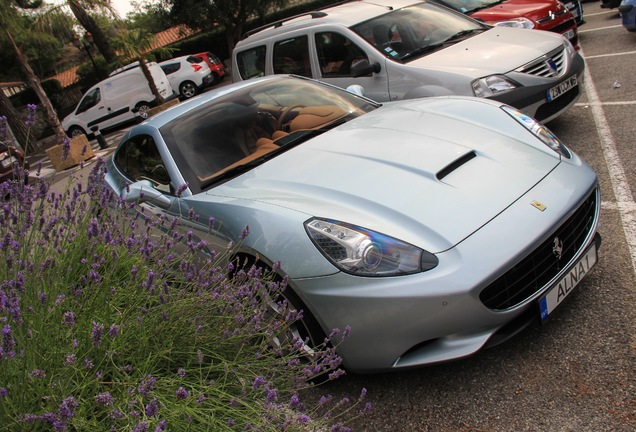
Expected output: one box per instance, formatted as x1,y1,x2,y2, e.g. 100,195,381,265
406,27,563,75
471,0,563,21
205,98,561,252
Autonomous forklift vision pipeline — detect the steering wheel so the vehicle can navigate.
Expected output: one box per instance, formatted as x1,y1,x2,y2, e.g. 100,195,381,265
277,104,304,130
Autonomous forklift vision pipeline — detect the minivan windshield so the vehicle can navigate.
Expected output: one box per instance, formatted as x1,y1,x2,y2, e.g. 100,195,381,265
351,3,487,62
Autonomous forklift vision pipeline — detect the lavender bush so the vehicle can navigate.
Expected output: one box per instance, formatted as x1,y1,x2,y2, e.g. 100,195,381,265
0,115,370,431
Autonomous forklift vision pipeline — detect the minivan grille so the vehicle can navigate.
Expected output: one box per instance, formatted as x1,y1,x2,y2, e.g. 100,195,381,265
537,9,569,24
479,189,598,311
515,47,567,78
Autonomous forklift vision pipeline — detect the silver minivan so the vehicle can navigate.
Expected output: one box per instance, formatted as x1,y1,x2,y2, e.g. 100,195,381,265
62,62,174,137
232,0,584,123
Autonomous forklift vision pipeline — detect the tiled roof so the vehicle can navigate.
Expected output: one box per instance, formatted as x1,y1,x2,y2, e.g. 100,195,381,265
45,25,197,89
49,66,81,88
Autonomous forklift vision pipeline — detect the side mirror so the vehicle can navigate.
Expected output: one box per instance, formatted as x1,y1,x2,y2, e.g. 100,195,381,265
346,84,366,97
351,60,381,78
122,180,172,209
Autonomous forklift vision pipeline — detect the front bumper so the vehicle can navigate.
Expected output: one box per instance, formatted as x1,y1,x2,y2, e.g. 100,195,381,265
292,160,599,373
492,50,585,123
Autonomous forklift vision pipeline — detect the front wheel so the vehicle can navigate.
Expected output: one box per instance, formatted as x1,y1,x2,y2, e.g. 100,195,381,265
67,126,87,138
135,102,151,120
179,81,199,99
232,257,325,357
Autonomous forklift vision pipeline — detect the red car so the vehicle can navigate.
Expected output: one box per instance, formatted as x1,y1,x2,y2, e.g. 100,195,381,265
432,0,579,48
191,52,226,85
0,141,28,185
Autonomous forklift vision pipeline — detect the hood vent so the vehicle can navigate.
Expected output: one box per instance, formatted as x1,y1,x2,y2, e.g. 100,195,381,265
436,151,477,181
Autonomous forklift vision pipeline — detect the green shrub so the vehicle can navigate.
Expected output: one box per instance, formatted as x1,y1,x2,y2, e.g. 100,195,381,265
0,115,369,431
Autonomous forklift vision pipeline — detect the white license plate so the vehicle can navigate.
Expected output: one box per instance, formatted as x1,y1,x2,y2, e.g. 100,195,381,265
539,243,598,320
547,75,578,102
1,156,17,168
563,28,576,40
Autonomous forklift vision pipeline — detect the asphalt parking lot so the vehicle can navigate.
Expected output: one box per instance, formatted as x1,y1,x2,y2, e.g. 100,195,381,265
312,4,636,431
28,4,635,430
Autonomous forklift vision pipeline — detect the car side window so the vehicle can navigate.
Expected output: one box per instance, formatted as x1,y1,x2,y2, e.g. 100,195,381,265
113,135,172,194
315,32,368,77
273,36,312,77
161,63,181,75
237,46,266,79
76,88,101,114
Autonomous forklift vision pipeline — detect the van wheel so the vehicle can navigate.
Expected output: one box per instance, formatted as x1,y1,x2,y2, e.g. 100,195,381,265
179,81,198,99
68,126,86,137
136,102,151,120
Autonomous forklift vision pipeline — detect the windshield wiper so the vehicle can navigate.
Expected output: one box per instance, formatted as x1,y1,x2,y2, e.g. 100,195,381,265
400,43,446,60
443,28,485,43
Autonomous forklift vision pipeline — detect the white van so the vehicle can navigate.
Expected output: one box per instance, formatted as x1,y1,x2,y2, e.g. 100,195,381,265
62,62,175,137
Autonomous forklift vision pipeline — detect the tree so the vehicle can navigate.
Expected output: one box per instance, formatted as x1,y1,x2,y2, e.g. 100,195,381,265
1,0,67,145
66,0,117,63
0,90,31,152
167,0,289,55
111,28,175,106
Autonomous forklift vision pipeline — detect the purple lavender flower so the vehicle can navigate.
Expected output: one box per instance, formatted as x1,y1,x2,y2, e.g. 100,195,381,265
58,396,78,420
240,225,250,240
156,420,167,431
25,104,37,126
145,397,159,417
91,322,104,347
133,421,148,432
62,311,75,326
30,369,46,378
108,324,119,337
94,392,115,406
177,368,186,378
252,376,266,389
175,387,189,400
137,374,156,397
65,353,76,366
0,388,7,398
61,137,71,161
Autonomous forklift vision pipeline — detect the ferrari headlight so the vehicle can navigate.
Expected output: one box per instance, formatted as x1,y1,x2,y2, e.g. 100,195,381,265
305,218,438,276
491,18,535,29
471,75,519,98
501,105,571,159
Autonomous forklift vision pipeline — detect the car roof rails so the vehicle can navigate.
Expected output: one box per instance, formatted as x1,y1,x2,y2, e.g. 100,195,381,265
241,11,328,40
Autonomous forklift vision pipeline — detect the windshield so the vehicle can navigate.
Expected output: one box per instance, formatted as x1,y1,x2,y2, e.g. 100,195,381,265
351,3,487,62
160,77,378,190
436,0,504,14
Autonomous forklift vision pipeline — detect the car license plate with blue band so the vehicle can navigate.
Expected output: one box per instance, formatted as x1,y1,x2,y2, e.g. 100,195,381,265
539,243,597,320
548,75,577,102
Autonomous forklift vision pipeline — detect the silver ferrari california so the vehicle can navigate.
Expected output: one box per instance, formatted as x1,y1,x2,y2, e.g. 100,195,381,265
104,75,601,373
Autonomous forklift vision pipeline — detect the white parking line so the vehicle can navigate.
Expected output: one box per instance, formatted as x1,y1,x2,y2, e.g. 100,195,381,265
581,48,636,275
583,50,636,59
578,24,624,33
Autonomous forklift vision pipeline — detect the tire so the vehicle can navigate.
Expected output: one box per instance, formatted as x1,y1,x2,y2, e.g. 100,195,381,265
210,73,222,86
179,81,199,99
231,256,325,356
67,126,87,138
135,102,151,120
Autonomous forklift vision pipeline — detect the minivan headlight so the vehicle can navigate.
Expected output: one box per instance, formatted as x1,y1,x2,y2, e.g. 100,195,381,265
305,218,438,276
501,105,571,159
491,17,535,29
472,75,519,98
